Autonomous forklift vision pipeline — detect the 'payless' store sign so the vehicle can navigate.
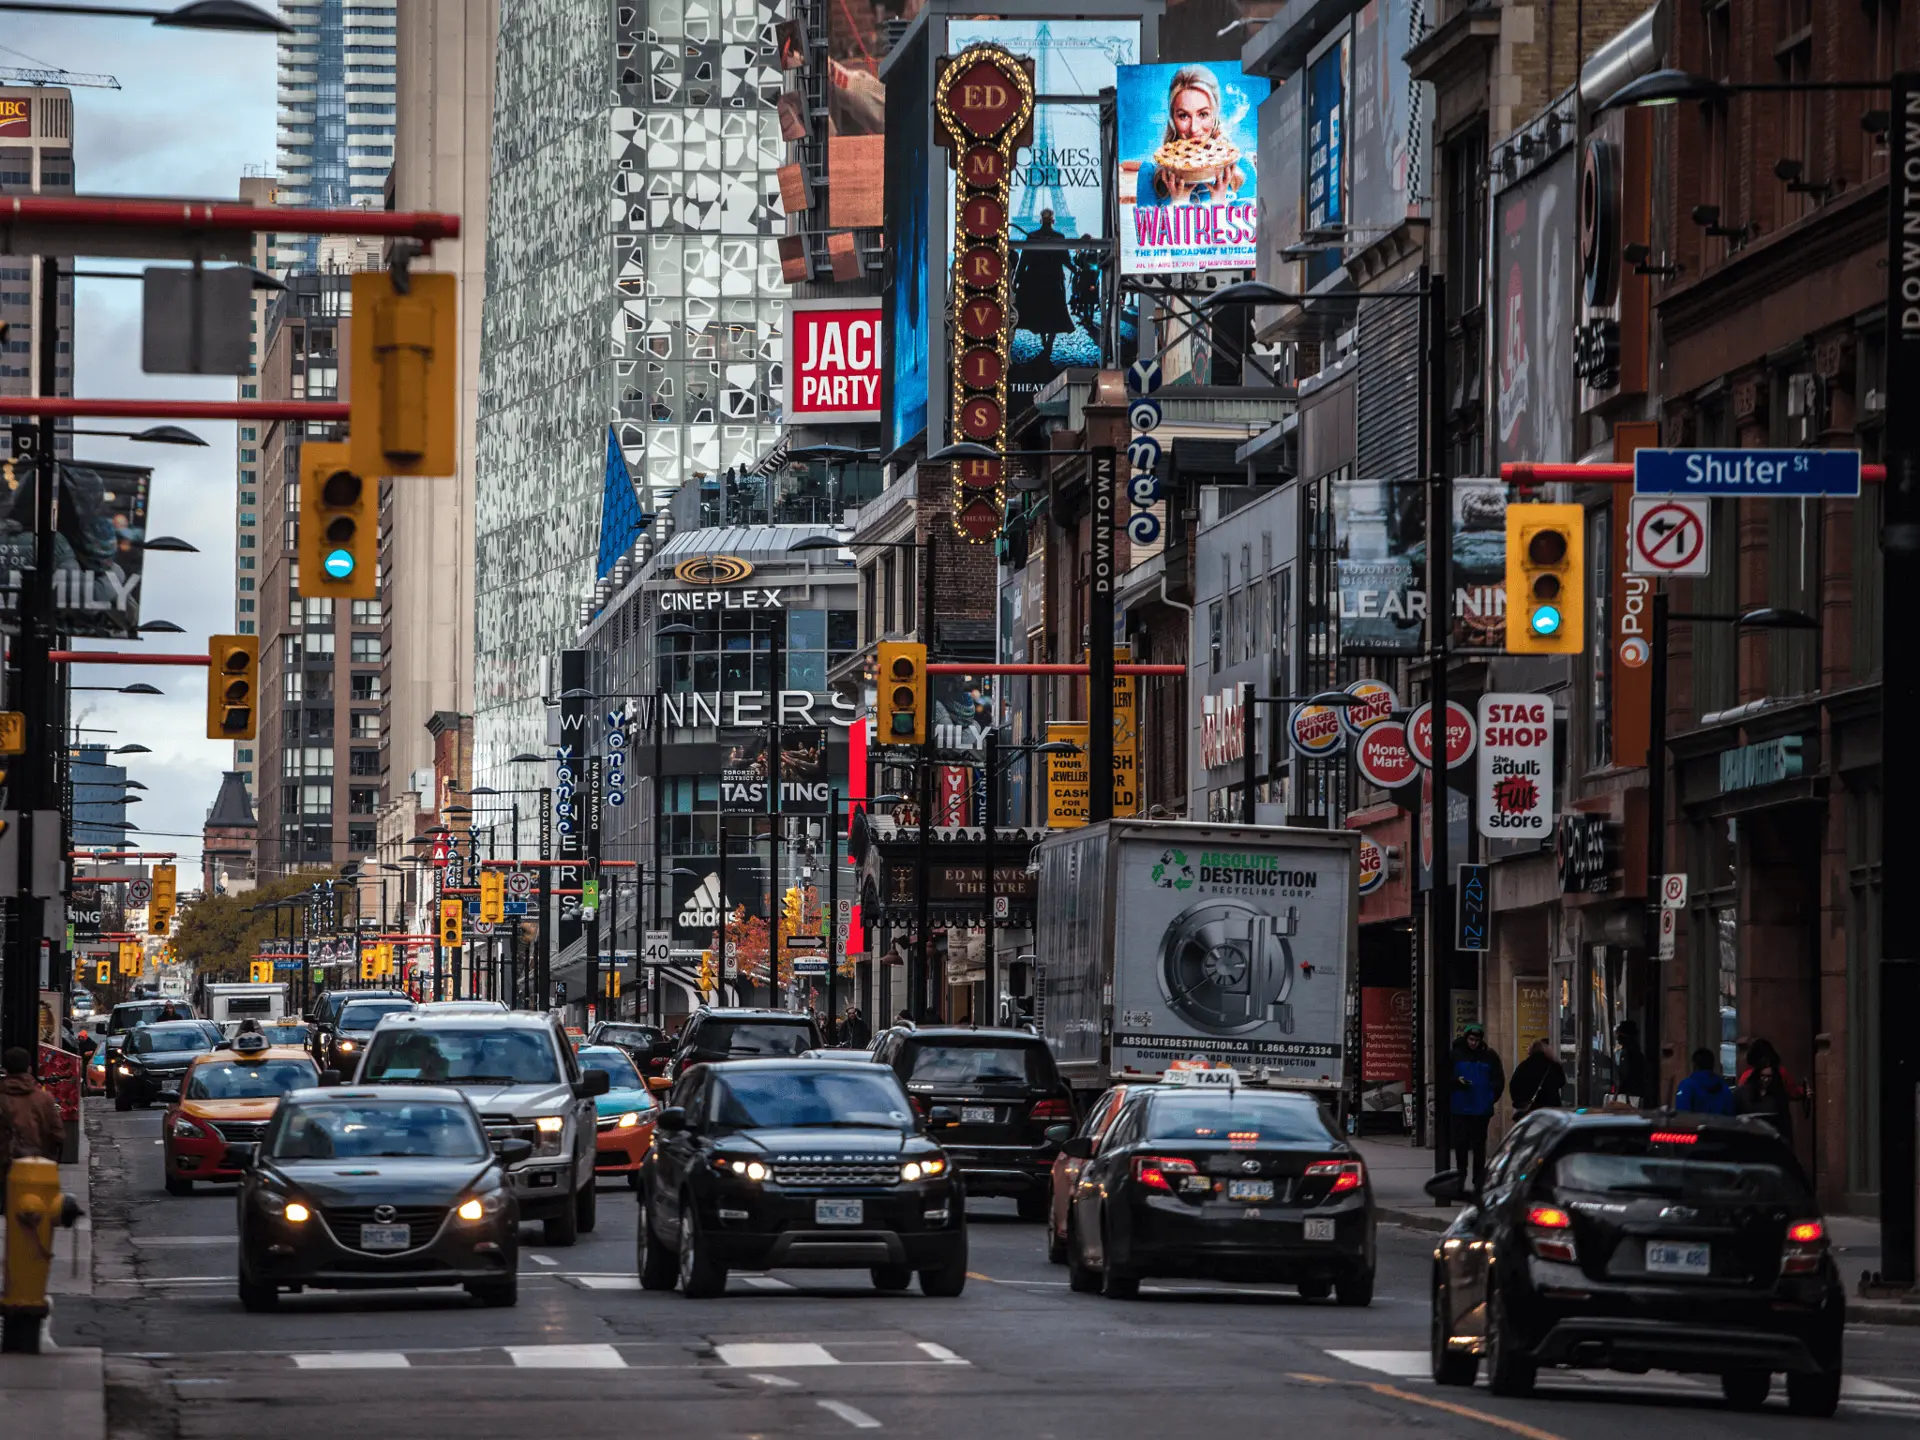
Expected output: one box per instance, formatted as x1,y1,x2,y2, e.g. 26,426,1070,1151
787,299,882,421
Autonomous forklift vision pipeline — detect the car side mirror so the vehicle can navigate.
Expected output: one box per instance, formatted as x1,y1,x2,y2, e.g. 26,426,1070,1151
1043,1123,1073,1145
223,1142,259,1171
1424,1169,1468,1204
1060,1135,1095,1160
495,1137,535,1166
655,1106,687,1133
927,1106,959,1128
214,1040,232,1051
646,1076,672,1092
576,1068,612,1099
158,1089,181,1105
318,1068,342,1087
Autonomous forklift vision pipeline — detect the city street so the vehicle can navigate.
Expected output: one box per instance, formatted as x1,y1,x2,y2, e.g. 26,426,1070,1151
52,1101,1920,1439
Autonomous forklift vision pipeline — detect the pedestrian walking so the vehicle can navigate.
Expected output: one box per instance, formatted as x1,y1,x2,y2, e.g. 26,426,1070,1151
1735,1038,1806,1145
1611,1020,1651,1106
894,1010,914,1031
1449,1024,1504,1192
1507,1038,1565,1117
842,1006,871,1049
1674,1047,1737,1115
0,1047,65,1193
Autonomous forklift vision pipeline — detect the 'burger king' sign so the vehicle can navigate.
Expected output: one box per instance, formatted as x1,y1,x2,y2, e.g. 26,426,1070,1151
1357,837,1385,894
1288,701,1345,757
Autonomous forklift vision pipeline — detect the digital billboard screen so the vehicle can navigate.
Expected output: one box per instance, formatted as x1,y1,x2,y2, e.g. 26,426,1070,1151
1117,60,1270,275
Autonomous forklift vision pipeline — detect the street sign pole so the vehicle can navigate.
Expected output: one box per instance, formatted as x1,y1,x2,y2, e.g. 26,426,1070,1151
1645,587,1670,1104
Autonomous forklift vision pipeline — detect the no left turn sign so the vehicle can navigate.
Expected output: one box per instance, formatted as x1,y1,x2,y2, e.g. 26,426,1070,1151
1630,496,1710,576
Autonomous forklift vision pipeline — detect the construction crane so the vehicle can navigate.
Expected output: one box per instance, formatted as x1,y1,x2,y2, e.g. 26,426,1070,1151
0,65,120,90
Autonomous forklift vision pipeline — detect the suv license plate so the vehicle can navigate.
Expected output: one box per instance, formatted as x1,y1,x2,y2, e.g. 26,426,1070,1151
1303,1217,1336,1242
359,1223,411,1251
961,1106,995,1124
1645,1241,1710,1275
815,1199,864,1226
1227,1180,1274,1202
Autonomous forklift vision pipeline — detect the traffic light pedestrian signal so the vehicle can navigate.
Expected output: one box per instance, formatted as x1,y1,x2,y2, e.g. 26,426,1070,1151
349,270,457,479
439,898,463,949
1505,503,1585,654
299,441,376,600
877,640,927,745
206,634,259,740
95,960,111,986
698,949,716,996
478,869,505,924
250,959,273,984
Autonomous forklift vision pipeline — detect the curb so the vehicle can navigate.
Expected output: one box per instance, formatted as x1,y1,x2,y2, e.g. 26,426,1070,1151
1378,1204,1460,1234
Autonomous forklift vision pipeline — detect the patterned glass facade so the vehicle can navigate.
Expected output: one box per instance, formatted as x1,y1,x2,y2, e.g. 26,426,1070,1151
473,0,792,789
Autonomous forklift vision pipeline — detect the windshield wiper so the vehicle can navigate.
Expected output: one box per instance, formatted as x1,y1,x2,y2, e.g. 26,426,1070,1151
443,1074,531,1084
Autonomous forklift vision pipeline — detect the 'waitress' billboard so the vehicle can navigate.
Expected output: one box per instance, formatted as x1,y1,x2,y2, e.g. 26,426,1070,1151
1118,60,1269,274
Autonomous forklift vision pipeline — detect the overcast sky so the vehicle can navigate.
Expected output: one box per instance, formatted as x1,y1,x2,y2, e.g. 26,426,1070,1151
7,15,278,880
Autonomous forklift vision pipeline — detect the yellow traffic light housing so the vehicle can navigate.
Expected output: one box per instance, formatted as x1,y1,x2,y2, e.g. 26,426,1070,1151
349,270,457,479
439,897,464,949
698,949,716,996
150,864,176,934
607,967,622,999
478,869,505,924
1505,503,1585,654
299,441,376,600
118,941,140,975
377,942,394,978
876,640,928,745
95,960,111,986
250,959,273,984
206,634,259,740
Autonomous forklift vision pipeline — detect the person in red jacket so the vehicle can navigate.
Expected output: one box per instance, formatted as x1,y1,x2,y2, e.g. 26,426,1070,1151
1735,1037,1807,1147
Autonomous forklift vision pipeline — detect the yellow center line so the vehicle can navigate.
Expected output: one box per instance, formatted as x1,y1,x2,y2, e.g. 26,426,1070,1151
966,1271,993,1281
1286,1373,1572,1440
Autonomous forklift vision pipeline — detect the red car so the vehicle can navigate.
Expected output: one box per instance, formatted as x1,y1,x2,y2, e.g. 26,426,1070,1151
162,1040,318,1195
1046,1085,1133,1263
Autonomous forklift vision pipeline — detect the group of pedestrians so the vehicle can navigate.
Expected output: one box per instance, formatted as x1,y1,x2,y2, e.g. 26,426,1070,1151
1446,1021,1809,1190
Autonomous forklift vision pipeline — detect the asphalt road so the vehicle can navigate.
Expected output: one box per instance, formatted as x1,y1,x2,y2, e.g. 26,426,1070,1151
54,1100,1920,1439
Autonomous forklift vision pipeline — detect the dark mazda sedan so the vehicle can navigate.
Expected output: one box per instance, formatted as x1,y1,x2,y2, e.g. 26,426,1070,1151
637,1059,967,1297
233,1086,528,1311
1061,1073,1375,1302
1427,1110,1845,1415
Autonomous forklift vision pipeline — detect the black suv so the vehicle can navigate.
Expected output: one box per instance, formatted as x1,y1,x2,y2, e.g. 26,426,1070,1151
637,1058,966,1297
872,1026,1073,1219
1428,1110,1844,1415
587,1022,672,1082
660,1008,820,1087
309,988,409,1067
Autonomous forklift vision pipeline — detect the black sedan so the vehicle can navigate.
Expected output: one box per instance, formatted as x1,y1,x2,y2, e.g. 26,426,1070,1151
637,1059,967,1297
233,1086,528,1311
113,1020,222,1110
1427,1110,1845,1415
1061,1076,1375,1302
326,996,417,1073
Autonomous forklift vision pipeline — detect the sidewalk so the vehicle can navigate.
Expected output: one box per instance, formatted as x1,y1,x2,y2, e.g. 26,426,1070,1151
1353,1130,1920,1326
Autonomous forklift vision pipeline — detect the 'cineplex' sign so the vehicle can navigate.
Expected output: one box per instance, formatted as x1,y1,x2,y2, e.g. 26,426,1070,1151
657,586,786,612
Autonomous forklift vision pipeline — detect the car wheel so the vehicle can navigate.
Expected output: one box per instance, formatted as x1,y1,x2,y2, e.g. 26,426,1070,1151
628,1171,643,1191
1067,1211,1102,1294
466,1273,518,1307
542,1191,580,1247
1297,1279,1332,1300
164,1173,192,1197
1484,1286,1536,1398
1720,1369,1772,1409
1786,1370,1842,1418
637,1198,678,1291
1099,1217,1139,1300
678,1200,728,1298
918,1228,968,1297
1016,1191,1048,1222
114,1092,131,1113
871,1264,912,1291
1335,1272,1374,1308
575,1178,598,1234
237,1268,278,1313
1431,1283,1479,1387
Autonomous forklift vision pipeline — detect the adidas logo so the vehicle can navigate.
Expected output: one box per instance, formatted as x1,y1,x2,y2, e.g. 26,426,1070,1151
678,872,721,930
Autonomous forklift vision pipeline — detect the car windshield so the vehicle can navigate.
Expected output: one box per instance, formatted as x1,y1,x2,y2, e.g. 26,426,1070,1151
595,1025,660,1049
691,1020,815,1058
262,1023,310,1045
577,1047,645,1092
270,1100,487,1160
1553,1150,1810,1204
339,1000,414,1031
130,1024,214,1055
359,1026,561,1084
111,1004,169,1032
904,1040,1055,1088
713,1069,913,1130
1145,1092,1333,1143
187,1058,317,1100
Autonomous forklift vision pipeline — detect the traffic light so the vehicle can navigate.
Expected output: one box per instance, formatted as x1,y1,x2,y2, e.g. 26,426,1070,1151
1505,503,1585,654
206,634,259,740
698,949,716,996
876,640,927,745
377,942,394,978
478,869,505,924
118,940,140,975
150,864,176,934
299,441,376,600
349,270,457,479
783,885,804,943
359,947,376,981
608,967,622,999
439,897,463,949
250,959,273,984
95,959,111,986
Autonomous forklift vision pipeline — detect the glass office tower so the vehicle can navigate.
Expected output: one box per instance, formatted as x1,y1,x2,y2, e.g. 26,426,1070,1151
274,0,397,271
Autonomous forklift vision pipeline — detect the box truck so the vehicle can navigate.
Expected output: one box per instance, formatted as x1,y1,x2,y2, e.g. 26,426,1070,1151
200,981,290,1035
1034,820,1359,1108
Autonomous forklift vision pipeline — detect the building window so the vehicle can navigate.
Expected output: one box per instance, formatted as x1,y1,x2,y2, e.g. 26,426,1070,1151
239,533,255,549
350,635,381,663
350,711,380,739
282,635,303,665
1207,601,1222,676
349,672,381,701
237,747,252,763
348,825,375,853
304,597,334,624
349,787,378,814
302,783,331,816
349,749,379,776
238,620,255,635
238,598,255,614
350,599,381,625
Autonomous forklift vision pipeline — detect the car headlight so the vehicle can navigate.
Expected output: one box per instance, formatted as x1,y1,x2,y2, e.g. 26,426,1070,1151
718,1158,768,1181
533,1114,566,1156
456,1191,505,1222
901,1158,946,1182
171,1117,204,1139
615,1111,640,1130
335,1039,356,1052
282,1201,311,1223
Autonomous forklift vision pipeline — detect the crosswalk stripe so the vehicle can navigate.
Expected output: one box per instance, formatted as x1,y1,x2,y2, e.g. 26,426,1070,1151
571,1275,641,1289
1326,1350,1427,1379
742,1275,794,1290
1325,1349,1920,1405
293,1352,410,1370
507,1344,625,1369
716,1341,839,1368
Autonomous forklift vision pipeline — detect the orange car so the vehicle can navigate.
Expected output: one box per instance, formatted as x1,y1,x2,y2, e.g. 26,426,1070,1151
1047,1084,1133,1264
577,1044,657,1189
163,1037,319,1195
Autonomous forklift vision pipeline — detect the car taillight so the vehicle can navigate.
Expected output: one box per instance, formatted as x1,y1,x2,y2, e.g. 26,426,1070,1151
909,1095,928,1117
1134,1155,1200,1192
1783,1218,1828,1274
1031,1098,1072,1121
1647,1130,1699,1145
1304,1159,1365,1193
1526,1204,1577,1262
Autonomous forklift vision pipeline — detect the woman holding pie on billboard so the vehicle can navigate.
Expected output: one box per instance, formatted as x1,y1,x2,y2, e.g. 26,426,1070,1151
1133,65,1253,208
1118,60,1268,275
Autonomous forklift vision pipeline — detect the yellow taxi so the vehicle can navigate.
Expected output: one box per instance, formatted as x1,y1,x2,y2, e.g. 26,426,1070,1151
162,1035,320,1196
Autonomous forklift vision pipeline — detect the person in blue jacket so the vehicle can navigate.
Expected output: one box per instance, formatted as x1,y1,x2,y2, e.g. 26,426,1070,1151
1450,1024,1505,1192
1674,1047,1738,1115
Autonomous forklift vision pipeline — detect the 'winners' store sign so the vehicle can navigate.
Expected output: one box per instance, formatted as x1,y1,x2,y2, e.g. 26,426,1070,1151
786,300,883,421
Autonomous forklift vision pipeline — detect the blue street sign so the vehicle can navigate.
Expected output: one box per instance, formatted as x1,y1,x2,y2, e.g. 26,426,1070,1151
468,899,531,917
1633,448,1861,497
791,958,828,976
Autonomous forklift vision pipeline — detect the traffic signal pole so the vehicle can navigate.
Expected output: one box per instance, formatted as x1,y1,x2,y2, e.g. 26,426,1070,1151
913,532,935,1022
1423,270,1454,1172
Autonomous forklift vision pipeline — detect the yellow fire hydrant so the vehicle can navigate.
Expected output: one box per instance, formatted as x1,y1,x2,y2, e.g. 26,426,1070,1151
2,1156,83,1354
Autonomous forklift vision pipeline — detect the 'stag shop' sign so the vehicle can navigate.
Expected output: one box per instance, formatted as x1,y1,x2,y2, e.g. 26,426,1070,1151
1476,694,1553,839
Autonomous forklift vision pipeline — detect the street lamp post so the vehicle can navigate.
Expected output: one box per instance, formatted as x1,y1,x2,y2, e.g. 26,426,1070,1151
1237,687,1371,823
981,732,1078,1025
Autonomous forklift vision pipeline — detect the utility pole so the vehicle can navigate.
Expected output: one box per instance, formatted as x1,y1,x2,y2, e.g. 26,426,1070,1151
1422,268,1453,1173
912,531,936,1021
827,785,839,1042
585,755,602,1026
1087,447,1117,823
537,786,552,1007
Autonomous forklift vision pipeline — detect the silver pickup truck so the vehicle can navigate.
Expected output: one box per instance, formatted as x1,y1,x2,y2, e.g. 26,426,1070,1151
352,1012,611,1245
